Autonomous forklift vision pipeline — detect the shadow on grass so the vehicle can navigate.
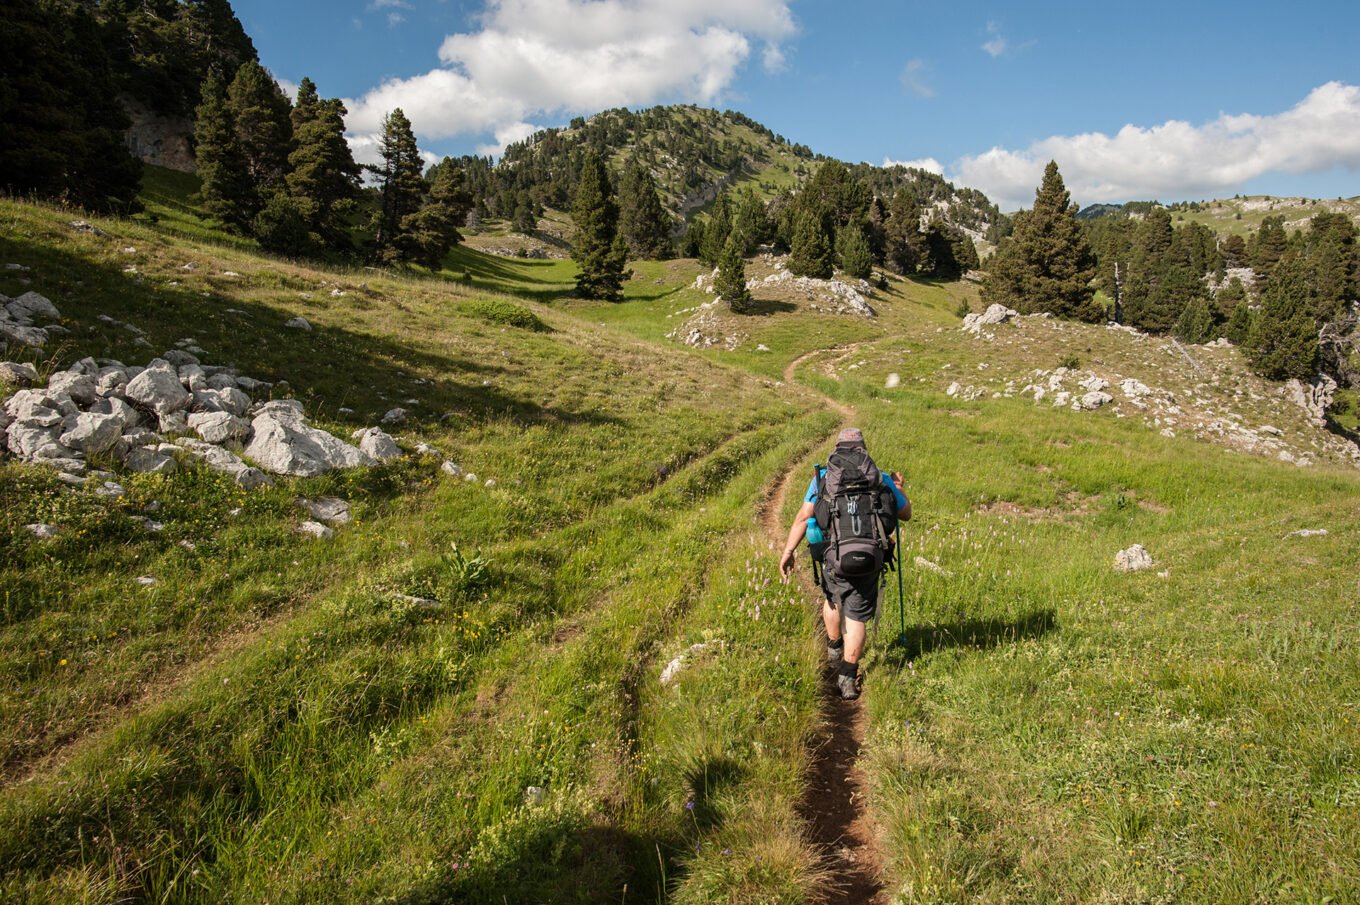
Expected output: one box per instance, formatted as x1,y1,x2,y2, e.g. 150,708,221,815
0,234,620,430
737,298,797,316
880,608,1058,666
388,824,668,905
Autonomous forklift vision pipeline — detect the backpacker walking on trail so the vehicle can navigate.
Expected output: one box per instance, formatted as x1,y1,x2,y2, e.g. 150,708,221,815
779,427,911,700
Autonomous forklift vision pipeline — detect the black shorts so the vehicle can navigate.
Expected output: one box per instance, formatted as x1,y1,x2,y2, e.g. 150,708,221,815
820,569,880,623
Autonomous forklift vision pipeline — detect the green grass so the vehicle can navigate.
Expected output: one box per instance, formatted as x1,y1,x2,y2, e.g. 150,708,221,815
0,195,837,903
776,326,1360,903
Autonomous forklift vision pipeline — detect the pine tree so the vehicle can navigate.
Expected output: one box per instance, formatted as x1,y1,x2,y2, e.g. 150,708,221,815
837,222,874,280
884,189,924,275
226,61,293,200
732,188,774,255
1251,216,1289,277
1174,296,1216,344
290,77,320,131
194,69,256,231
0,0,142,213
1224,298,1255,346
372,108,426,264
699,193,732,268
715,232,753,313
1248,251,1319,381
403,158,475,268
286,95,362,251
788,209,833,279
571,151,630,300
981,161,1099,320
617,159,672,259
680,219,705,258
253,194,312,256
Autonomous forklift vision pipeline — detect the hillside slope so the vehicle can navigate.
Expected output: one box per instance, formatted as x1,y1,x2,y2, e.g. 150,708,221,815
461,105,1006,242
3,182,1359,903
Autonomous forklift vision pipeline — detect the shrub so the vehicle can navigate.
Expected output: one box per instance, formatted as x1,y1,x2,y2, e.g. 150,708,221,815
460,299,549,331
252,195,313,257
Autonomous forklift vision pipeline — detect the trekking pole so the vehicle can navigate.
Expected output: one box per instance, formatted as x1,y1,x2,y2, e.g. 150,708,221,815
896,522,905,642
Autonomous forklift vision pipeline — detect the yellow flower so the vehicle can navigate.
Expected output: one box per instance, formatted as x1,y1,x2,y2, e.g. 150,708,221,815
59,658,68,666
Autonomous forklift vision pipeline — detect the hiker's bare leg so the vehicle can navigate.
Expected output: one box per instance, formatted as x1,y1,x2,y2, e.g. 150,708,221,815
822,598,841,642
843,617,867,664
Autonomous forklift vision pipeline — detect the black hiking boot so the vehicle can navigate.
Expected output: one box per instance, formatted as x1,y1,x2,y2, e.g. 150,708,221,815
836,672,859,700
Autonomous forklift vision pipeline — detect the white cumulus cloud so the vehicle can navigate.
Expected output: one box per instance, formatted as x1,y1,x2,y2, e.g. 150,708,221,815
883,156,944,175
952,82,1360,210
344,0,796,158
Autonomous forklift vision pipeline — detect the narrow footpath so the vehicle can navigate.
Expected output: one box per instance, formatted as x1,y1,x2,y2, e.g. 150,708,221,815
761,346,886,905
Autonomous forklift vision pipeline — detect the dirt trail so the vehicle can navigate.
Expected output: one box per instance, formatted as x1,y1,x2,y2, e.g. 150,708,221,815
763,345,886,905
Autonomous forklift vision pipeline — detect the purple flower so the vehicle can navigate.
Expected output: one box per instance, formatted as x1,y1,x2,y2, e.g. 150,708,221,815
685,800,695,810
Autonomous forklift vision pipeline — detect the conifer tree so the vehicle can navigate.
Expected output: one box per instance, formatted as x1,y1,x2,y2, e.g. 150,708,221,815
286,94,362,251
837,222,874,280
571,151,630,300
733,188,774,255
1249,251,1319,380
0,0,141,213
715,232,753,313
403,159,475,268
699,193,733,268
618,159,672,259
194,69,256,231
1251,215,1289,277
788,209,833,279
680,219,705,258
1174,296,1216,344
290,77,320,131
1224,298,1255,346
884,189,924,275
227,61,293,200
372,108,426,264
981,161,1099,320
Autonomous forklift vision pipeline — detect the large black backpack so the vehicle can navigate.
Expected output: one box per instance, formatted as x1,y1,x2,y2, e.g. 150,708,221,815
813,448,898,579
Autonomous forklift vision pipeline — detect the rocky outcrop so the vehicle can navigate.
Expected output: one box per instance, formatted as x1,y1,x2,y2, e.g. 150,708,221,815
243,401,373,477
962,304,1018,335
121,94,195,173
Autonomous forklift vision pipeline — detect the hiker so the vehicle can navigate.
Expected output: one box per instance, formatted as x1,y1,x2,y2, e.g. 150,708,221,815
779,427,910,700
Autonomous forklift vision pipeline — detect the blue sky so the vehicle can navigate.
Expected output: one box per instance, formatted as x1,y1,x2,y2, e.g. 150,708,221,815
234,0,1360,210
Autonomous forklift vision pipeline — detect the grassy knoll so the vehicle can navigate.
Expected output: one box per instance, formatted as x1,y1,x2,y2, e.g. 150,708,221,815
776,324,1360,902
0,196,838,902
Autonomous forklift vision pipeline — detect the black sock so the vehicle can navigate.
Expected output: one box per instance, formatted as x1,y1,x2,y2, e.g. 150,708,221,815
837,660,858,680
828,637,844,650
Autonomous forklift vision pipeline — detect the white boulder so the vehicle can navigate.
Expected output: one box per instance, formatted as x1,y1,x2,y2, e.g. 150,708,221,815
352,427,401,462
243,405,373,476
1114,544,1155,572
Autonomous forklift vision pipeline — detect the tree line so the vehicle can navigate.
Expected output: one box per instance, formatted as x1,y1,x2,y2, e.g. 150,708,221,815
1,0,255,213
982,162,1359,385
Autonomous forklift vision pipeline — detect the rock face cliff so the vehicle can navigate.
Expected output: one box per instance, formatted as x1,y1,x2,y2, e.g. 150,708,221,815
121,95,195,173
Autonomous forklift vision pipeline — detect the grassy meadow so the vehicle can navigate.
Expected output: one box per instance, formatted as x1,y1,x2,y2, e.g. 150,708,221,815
2,173,1359,903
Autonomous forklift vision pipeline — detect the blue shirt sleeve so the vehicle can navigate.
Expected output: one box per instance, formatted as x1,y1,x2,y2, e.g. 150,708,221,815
882,473,907,511
804,475,819,504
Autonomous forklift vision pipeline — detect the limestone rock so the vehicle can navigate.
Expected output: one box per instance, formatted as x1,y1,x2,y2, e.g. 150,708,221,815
296,520,334,539
352,427,401,462
0,361,39,385
125,363,191,415
381,407,408,426
299,497,351,525
25,523,60,539
175,438,273,489
244,405,373,476
58,412,123,455
192,387,251,416
162,349,200,367
1079,391,1114,411
284,316,312,331
47,371,98,406
1114,544,1154,572
124,445,178,474
188,411,251,444
8,291,60,321
962,304,1018,335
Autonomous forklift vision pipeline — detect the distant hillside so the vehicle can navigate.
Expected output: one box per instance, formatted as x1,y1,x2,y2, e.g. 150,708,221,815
452,105,1007,242
1078,195,1360,237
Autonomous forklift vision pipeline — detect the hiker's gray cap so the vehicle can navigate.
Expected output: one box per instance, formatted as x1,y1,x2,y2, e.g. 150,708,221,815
835,427,866,448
